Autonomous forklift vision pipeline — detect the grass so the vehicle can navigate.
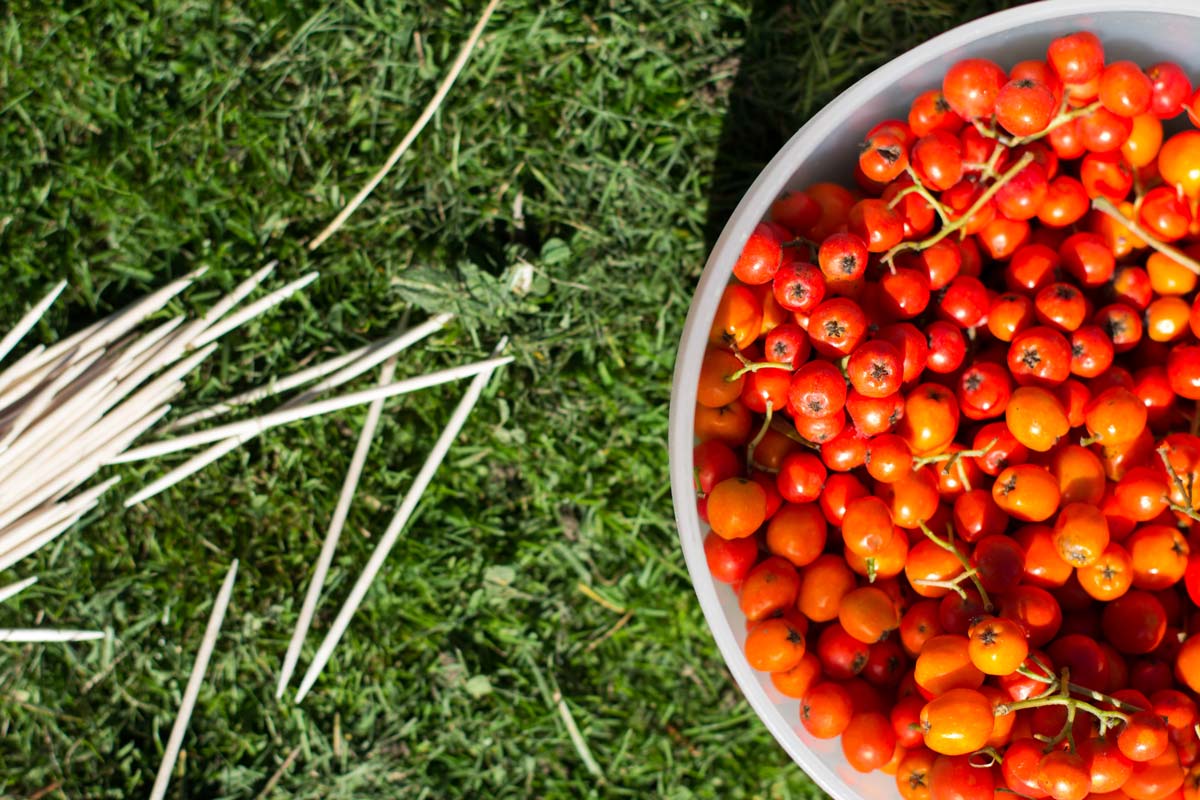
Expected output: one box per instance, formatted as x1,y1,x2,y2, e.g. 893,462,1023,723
0,1,1016,797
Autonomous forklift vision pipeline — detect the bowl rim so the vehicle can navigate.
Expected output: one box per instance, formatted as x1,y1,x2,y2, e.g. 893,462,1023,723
668,0,1200,796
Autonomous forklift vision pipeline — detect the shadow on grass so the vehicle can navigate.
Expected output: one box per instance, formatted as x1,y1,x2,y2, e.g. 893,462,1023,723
704,0,1023,252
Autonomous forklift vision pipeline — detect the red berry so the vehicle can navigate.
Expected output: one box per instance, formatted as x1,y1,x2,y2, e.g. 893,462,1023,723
818,232,869,282
942,58,1006,120
773,260,826,313
1098,61,1153,117
1047,31,1105,85
1147,61,1192,119
846,340,903,399
995,78,1057,136
789,360,848,418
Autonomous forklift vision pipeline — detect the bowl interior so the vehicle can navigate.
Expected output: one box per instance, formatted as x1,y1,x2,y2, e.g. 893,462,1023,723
670,2,1200,798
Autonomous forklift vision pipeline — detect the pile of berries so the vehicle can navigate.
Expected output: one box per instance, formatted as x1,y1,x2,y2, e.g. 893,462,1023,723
696,31,1200,800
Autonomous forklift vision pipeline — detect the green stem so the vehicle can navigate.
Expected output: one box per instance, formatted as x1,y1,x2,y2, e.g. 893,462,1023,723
1157,445,1198,517
1008,100,1103,147
746,401,774,472
768,417,819,451
954,459,973,493
997,667,1134,738
726,360,792,382
883,152,1035,267
914,438,997,471
910,577,968,600
1093,196,1200,277
916,520,993,612
903,165,952,226
968,746,1004,769
887,184,922,208
997,695,1127,728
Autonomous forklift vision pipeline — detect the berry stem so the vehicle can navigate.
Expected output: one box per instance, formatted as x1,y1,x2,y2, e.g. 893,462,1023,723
883,152,1035,267
916,519,993,612
1092,196,1200,277
1157,445,1200,523
768,417,820,451
996,693,1127,735
746,401,775,472
903,166,952,225
887,183,922,207
911,568,979,599
727,359,793,381
913,437,997,470
954,458,974,493
1006,666,1141,729
967,746,1004,768
1008,100,1103,147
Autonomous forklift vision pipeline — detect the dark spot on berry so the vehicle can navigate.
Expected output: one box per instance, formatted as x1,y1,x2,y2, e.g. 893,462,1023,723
1014,77,1038,89
1072,342,1084,358
771,341,790,360
965,371,983,392
889,408,902,425
934,96,951,114
1055,284,1077,300
999,475,1018,495
824,320,847,339
869,362,892,381
839,254,858,275
789,284,809,302
878,144,902,164
807,399,826,414
787,627,804,645
1103,316,1126,339
1020,347,1041,369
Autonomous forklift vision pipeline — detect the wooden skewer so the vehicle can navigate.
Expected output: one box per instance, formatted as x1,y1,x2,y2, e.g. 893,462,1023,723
294,339,508,702
0,477,121,559
191,272,319,348
199,261,277,324
123,436,243,509
149,559,238,800
161,344,370,433
0,281,66,366
36,267,208,371
165,312,452,433
280,314,454,410
0,629,104,643
0,262,326,573
276,357,397,699
0,576,38,605
112,355,512,464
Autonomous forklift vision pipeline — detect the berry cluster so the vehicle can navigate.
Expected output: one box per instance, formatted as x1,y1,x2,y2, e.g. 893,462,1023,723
696,32,1200,800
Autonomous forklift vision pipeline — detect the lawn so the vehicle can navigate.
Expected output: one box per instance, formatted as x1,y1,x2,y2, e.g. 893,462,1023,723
0,1,1015,797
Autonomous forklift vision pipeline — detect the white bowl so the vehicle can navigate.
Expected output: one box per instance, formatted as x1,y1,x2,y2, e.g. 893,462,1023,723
669,2,1200,797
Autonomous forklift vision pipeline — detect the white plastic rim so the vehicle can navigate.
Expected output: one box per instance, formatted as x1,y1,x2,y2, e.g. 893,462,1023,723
669,2,1200,798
